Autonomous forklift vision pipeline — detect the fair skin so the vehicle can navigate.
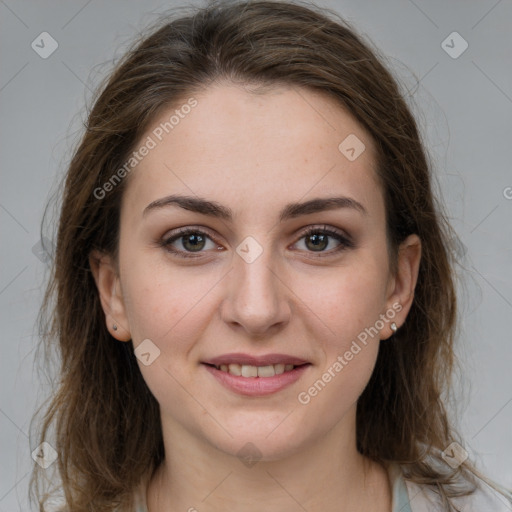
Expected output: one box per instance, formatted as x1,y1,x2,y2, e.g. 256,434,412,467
90,82,421,512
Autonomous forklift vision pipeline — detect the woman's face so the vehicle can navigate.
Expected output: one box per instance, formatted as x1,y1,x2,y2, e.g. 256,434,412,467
93,82,420,461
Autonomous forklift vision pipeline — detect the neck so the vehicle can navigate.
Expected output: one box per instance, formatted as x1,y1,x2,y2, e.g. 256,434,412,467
146,408,392,512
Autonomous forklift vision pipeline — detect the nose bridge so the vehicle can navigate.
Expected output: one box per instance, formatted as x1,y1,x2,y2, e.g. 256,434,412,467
222,235,290,334
232,237,280,307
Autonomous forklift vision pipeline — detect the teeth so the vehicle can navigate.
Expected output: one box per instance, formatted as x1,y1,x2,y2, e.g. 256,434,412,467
216,363,299,377
256,365,275,377
228,363,241,376
241,365,258,377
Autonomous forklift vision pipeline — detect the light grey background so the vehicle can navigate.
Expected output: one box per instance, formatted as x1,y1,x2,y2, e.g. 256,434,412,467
1,0,511,510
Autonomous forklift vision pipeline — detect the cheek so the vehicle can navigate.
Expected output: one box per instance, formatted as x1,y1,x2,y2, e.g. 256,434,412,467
119,260,213,407
293,254,389,344
295,341,379,443
294,280,384,434
292,256,387,411
120,254,213,343
118,255,226,397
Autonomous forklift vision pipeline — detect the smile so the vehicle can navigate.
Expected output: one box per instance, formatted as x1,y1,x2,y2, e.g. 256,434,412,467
209,362,299,377
202,361,311,396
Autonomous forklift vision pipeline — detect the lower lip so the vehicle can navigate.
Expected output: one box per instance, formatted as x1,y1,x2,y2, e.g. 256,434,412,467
202,364,311,396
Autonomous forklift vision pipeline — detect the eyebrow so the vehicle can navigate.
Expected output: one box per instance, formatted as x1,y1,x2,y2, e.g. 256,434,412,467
143,194,367,221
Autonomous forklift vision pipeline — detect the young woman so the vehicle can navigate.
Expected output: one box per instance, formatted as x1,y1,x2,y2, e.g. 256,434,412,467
29,1,512,511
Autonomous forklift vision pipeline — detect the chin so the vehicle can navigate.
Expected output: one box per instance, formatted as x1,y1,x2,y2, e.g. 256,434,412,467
206,425,311,463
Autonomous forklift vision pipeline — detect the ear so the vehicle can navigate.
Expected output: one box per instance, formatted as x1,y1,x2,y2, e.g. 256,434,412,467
380,234,422,340
89,249,131,342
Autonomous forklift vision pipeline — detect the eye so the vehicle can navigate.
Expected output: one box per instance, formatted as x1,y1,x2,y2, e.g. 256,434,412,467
292,225,354,256
159,224,354,259
159,227,221,259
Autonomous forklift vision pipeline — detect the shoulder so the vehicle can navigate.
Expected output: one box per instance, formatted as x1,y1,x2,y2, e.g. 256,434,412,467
404,476,512,512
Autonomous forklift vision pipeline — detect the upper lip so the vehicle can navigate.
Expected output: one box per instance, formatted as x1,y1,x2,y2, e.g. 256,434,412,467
202,353,310,366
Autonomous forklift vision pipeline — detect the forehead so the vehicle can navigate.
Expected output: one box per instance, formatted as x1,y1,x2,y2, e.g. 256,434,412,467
121,83,382,220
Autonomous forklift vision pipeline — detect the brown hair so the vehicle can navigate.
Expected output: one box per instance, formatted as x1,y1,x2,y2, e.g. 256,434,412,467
29,1,511,511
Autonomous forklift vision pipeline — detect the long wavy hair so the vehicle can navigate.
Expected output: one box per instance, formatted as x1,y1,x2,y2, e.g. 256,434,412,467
29,1,511,511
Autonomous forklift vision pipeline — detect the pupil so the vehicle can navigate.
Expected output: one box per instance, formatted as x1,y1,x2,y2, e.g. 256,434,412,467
307,233,327,251
184,233,204,251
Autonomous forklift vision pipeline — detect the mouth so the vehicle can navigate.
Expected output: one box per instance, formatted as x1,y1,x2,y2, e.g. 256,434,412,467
201,353,312,396
203,362,308,378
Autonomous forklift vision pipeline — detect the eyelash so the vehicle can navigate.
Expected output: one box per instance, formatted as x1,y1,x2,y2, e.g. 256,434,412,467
159,225,354,259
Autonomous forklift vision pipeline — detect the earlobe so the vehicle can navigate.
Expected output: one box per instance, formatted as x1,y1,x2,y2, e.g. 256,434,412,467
380,234,422,340
89,249,131,342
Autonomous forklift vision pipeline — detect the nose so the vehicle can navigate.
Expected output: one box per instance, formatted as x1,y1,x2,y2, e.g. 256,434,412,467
220,244,291,338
